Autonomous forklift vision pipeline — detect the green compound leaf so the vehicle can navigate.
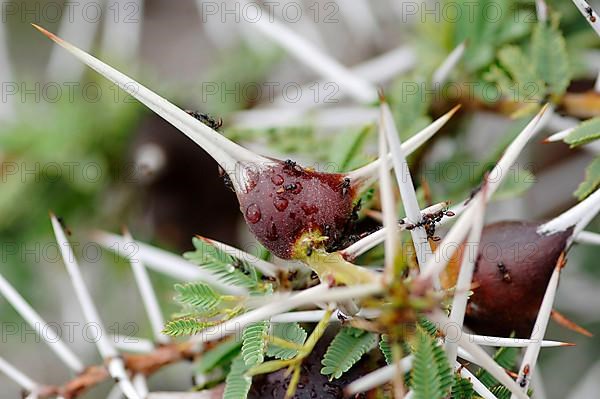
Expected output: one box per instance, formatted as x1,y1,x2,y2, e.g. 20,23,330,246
196,338,242,374
574,157,600,200
490,385,512,399
223,354,252,399
409,329,452,399
174,282,222,314
184,237,259,289
379,334,393,365
565,117,600,147
476,345,518,388
266,322,307,360
531,21,571,97
451,374,474,399
162,318,217,337
320,327,377,380
241,321,269,367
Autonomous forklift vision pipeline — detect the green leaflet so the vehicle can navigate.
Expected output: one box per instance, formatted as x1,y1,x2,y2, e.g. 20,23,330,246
184,237,259,289
531,21,571,97
476,346,518,388
196,338,242,374
432,342,454,394
320,327,377,380
451,374,474,399
162,318,217,336
490,385,512,399
565,117,600,147
266,322,307,360
409,329,452,399
223,354,253,399
485,17,572,103
574,157,600,200
174,282,222,314
379,334,393,365
418,317,439,337
241,321,269,367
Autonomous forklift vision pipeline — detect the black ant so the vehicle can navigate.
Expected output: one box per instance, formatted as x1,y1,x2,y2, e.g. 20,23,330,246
585,6,597,23
340,177,351,196
497,261,512,282
283,159,303,176
217,165,235,192
57,216,72,236
519,364,530,388
405,208,455,241
185,110,223,131
337,312,348,322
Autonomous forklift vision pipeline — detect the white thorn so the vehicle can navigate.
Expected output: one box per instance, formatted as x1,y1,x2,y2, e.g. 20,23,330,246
100,0,144,62
345,356,413,395
271,45,416,110
458,365,499,399
45,0,100,82
570,0,600,37
512,257,563,397
0,272,84,372
190,283,381,344
446,193,487,363
537,188,600,240
575,230,600,246
50,214,140,399
381,100,432,276
0,15,15,122
91,230,247,295
377,107,398,284
111,335,156,353
239,1,378,103
536,0,549,22
198,236,280,278
33,24,271,193
0,356,38,392
545,128,574,143
341,202,449,260
123,228,169,345
347,105,461,186
432,41,466,86
431,312,529,399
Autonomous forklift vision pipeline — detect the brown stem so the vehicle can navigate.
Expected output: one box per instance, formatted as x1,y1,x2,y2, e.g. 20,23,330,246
36,342,197,398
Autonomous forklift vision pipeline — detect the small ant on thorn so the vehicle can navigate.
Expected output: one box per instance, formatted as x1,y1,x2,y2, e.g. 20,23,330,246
519,364,531,388
217,166,235,192
185,110,223,131
57,216,72,236
404,208,455,241
340,178,351,196
585,6,597,23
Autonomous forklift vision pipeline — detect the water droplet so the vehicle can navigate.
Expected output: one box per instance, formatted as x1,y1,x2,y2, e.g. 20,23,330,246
273,197,288,211
266,222,278,241
226,264,235,273
245,204,261,224
271,174,284,185
301,203,318,215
